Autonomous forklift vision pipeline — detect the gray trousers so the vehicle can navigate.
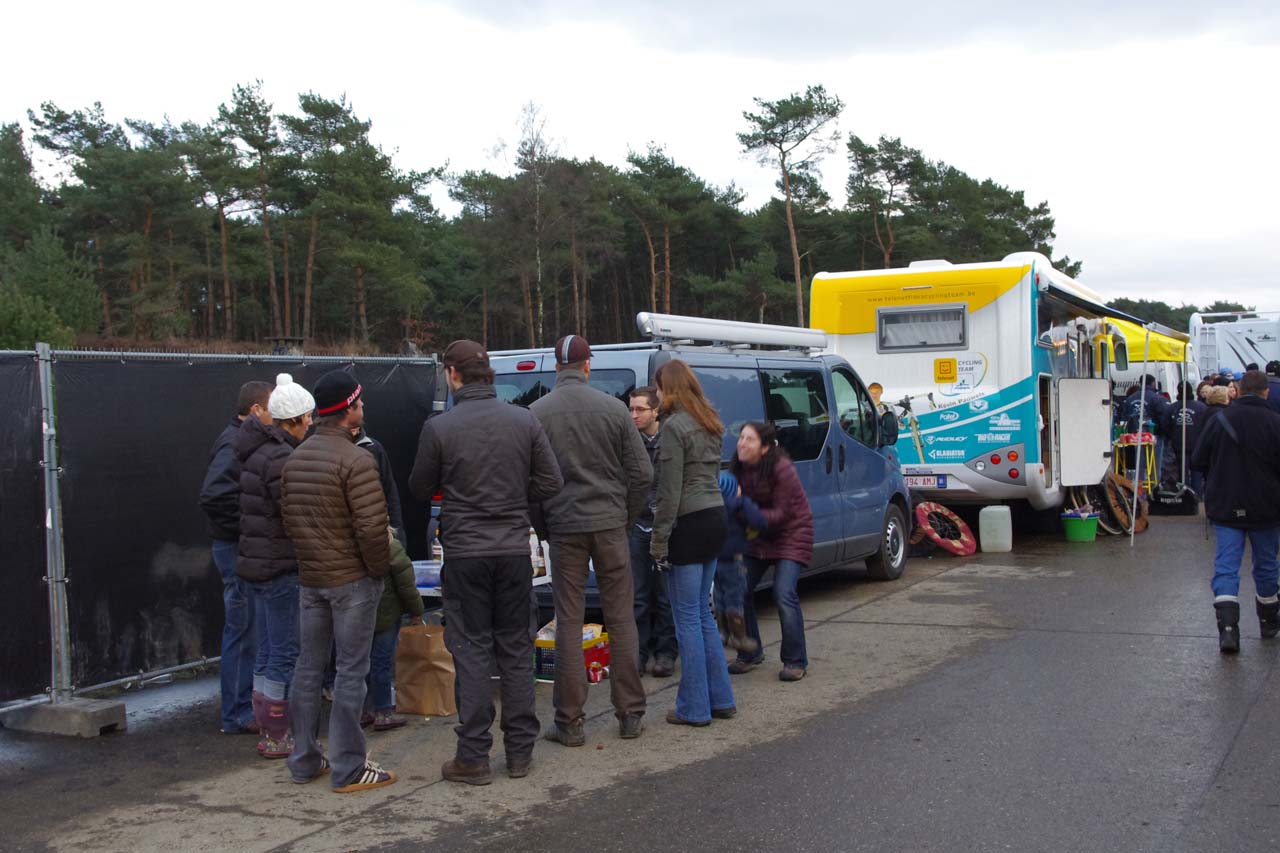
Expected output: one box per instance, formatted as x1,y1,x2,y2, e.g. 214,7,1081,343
288,576,381,787
442,554,539,764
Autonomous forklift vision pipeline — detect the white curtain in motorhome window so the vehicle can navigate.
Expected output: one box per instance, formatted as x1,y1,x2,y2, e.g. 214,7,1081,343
880,308,965,349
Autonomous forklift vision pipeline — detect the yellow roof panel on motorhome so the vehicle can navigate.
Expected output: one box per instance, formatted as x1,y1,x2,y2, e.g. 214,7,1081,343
1106,316,1187,362
810,264,1029,335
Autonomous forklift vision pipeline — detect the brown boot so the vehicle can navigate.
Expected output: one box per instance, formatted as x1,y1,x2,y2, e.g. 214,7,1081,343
441,758,492,786
726,613,759,656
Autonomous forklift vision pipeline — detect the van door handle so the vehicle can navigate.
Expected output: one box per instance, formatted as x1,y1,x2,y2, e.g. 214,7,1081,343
839,444,846,472
825,446,833,474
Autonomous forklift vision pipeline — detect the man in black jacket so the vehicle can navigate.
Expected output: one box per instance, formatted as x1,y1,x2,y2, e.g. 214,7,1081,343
409,340,563,785
1190,370,1280,653
199,379,272,735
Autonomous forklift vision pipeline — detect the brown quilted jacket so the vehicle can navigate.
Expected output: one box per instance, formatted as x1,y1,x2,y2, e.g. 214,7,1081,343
282,424,391,588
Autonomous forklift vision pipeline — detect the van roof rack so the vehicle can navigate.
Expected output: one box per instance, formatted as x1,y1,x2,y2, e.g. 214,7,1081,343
636,313,828,352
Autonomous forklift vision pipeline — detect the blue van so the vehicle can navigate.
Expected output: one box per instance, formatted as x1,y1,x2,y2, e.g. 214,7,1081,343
473,313,912,616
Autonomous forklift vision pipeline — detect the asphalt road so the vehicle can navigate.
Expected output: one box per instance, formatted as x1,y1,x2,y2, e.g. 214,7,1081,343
3,514,1277,852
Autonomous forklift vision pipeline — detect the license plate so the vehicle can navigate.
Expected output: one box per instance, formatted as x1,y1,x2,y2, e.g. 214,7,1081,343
905,474,948,489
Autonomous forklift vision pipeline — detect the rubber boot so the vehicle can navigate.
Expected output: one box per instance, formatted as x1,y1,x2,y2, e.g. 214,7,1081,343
1215,601,1240,654
260,698,292,759
726,612,759,656
1257,596,1280,639
251,691,270,755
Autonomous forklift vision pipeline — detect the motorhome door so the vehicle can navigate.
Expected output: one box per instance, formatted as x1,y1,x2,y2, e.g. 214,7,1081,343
1057,378,1113,486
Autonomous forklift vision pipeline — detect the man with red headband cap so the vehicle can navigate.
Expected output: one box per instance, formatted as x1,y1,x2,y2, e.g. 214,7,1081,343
282,369,396,793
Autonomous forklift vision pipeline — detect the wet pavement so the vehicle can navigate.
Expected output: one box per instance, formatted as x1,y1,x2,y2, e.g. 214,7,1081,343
2,514,1277,851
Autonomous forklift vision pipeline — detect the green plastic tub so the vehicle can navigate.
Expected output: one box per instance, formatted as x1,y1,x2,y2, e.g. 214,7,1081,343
1061,514,1099,542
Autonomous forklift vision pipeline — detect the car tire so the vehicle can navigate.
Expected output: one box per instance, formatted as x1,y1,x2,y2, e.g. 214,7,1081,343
866,504,908,581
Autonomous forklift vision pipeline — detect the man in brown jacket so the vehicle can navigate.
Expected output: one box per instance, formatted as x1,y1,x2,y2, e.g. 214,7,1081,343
282,370,395,793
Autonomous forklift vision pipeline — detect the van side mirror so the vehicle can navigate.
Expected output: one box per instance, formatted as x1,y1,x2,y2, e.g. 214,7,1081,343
878,411,899,447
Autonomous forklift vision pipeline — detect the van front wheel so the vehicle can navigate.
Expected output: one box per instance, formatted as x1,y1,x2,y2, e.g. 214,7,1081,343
866,504,908,581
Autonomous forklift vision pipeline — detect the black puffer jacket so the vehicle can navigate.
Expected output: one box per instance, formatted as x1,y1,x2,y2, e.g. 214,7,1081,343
235,416,302,583
1190,395,1280,529
199,416,244,541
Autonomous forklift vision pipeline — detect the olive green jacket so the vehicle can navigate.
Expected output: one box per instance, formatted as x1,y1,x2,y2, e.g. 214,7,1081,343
376,537,425,634
650,408,724,561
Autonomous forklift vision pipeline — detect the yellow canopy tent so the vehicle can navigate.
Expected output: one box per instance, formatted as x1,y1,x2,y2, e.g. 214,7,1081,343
1106,316,1188,362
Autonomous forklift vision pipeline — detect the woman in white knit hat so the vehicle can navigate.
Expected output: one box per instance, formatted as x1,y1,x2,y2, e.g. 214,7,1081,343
234,374,314,759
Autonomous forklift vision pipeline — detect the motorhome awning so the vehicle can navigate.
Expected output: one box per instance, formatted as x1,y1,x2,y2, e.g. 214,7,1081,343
1106,316,1188,362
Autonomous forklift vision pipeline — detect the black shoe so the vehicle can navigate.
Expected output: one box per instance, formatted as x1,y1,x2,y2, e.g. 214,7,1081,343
619,713,644,739
506,755,532,779
543,722,586,747
1258,597,1280,639
1216,601,1241,654
441,758,492,786
711,707,737,720
651,656,675,678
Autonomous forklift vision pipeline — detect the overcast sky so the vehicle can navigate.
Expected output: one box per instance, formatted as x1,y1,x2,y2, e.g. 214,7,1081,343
4,1,1277,312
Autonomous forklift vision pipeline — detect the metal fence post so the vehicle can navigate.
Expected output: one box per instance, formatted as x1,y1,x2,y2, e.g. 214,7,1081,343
37,343,73,703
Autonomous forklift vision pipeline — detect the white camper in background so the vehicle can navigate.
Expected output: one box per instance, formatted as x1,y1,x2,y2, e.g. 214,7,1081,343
1190,311,1280,377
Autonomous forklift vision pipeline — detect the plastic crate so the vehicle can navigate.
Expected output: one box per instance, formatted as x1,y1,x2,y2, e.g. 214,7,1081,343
534,633,610,683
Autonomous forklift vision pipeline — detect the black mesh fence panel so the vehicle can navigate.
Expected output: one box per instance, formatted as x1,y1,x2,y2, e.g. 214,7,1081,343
0,354,50,701
51,357,437,688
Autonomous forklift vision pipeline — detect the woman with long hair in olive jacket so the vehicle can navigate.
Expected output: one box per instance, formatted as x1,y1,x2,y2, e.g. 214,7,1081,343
650,360,735,726
729,420,814,682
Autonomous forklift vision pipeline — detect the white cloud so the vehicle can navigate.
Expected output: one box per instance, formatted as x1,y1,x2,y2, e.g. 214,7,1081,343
2,1,1276,312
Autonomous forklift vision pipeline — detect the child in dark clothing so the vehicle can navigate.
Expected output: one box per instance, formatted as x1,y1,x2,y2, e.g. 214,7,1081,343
363,530,425,730
714,470,767,655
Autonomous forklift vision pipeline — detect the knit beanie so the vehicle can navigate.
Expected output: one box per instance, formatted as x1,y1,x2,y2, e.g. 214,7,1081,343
268,373,316,420
314,370,362,416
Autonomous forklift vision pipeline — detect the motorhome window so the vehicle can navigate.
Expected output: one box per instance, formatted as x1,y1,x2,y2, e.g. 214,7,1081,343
877,306,966,352
831,368,877,447
760,368,830,461
690,366,767,461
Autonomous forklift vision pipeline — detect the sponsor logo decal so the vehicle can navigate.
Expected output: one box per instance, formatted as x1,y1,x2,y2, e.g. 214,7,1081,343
968,398,990,413
977,433,1013,443
925,434,967,444
988,413,1021,430
927,449,967,460
939,410,960,422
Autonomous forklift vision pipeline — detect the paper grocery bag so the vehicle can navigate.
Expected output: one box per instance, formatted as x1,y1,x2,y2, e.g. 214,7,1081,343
395,622,457,717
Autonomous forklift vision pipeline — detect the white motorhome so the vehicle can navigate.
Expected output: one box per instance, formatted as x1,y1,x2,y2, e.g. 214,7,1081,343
1189,310,1280,377
810,252,1154,510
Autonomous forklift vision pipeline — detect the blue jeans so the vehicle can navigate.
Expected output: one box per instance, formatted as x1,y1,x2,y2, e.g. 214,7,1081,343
289,575,382,788
366,624,400,712
213,539,255,731
742,557,808,669
664,558,735,723
631,528,677,664
246,573,301,701
1211,526,1280,601
713,556,746,617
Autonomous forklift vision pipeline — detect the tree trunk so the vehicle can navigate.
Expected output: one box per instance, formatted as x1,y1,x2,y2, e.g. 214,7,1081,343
610,267,622,342
281,224,291,337
355,264,369,345
519,270,535,348
142,203,153,293
218,201,233,338
663,222,672,314
95,233,112,336
128,270,139,337
581,250,590,338
203,229,214,339
781,166,805,326
639,220,658,312
303,214,318,342
570,231,582,333
258,172,281,337
553,267,561,341
480,285,488,349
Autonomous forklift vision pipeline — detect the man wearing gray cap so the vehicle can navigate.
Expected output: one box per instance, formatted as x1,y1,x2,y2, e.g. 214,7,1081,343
531,335,652,744
410,340,563,784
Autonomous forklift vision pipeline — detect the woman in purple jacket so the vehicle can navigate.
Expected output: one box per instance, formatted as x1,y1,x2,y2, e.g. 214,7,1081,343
729,421,814,682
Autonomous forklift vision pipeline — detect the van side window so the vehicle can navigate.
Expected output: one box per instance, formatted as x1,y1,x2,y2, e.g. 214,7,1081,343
690,366,767,460
494,370,634,407
760,368,829,461
832,369,877,447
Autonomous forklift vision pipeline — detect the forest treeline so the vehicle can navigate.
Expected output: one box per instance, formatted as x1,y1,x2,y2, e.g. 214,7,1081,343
0,81,1186,353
